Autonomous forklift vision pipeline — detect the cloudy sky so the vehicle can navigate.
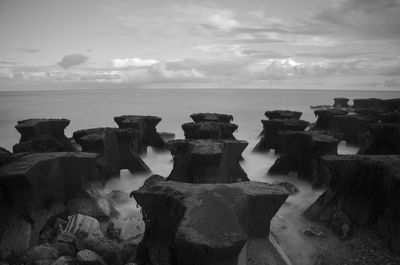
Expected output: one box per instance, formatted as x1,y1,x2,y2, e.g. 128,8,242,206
0,0,399,90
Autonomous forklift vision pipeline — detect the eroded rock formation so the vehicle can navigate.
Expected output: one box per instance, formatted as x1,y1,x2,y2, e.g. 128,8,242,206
253,119,309,153
334,115,377,146
73,127,150,176
131,175,289,265
190,113,233,123
333,98,350,109
304,155,400,254
0,152,98,257
182,122,238,140
114,115,165,151
264,110,302,120
13,119,75,153
166,139,248,183
269,131,339,186
312,109,349,131
358,123,400,155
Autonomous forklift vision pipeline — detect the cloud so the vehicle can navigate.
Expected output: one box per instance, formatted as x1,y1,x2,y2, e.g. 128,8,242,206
111,58,159,68
18,48,40,53
58,54,89,69
207,10,239,30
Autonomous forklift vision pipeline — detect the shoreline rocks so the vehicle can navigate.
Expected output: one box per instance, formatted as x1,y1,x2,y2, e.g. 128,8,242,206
182,121,238,140
264,110,302,120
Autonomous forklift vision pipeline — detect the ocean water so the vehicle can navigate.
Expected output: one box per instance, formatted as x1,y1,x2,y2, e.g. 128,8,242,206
1,88,399,264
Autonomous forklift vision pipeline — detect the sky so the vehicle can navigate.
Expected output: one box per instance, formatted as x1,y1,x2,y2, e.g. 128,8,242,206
0,0,400,90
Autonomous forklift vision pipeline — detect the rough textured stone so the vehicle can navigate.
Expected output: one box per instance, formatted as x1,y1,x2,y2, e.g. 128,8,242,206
182,122,238,140
0,147,12,166
76,249,106,265
51,256,76,265
333,114,377,145
23,244,60,265
131,175,288,265
166,139,248,183
0,152,98,256
13,119,75,153
264,110,302,120
333,98,350,109
358,123,400,155
353,98,383,109
253,119,309,153
73,127,149,176
304,155,400,254
114,115,165,150
312,109,349,131
269,131,339,187
190,113,233,123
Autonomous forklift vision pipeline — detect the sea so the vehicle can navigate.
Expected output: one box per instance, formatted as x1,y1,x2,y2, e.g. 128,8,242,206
1,88,399,264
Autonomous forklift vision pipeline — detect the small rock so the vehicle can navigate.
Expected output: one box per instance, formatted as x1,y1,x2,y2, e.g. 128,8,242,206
64,214,103,238
56,232,77,246
23,244,59,265
51,256,76,265
106,223,121,240
51,243,76,257
273,181,299,195
76,250,106,265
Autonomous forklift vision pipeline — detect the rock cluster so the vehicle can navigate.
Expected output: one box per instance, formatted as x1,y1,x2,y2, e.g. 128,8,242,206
131,175,289,265
13,119,76,153
73,127,150,177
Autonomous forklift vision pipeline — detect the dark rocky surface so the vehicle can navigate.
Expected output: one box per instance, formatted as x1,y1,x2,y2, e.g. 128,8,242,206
269,131,339,187
166,139,248,183
190,113,234,123
333,98,350,109
312,109,349,131
333,115,377,146
358,123,400,155
73,127,150,176
264,110,302,120
13,119,75,153
304,155,400,255
254,119,309,153
182,121,238,140
114,115,165,151
131,175,289,265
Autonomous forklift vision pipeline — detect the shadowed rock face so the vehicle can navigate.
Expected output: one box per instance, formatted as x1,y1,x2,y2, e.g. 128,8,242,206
182,122,238,140
190,113,233,123
304,155,400,255
312,109,349,131
269,131,339,187
264,110,302,120
73,127,149,176
0,147,12,166
333,98,350,109
166,139,248,183
253,119,309,153
353,98,383,109
358,123,400,155
334,115,377,146
353,98,400,112
0,152,98,256
13,119,75,153
131,176,289,265
114,115,165,150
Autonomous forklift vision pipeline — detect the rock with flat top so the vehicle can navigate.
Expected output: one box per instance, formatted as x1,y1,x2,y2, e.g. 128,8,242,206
13,119,75,153
333,98,349,109
114,115,165,150
131,175,289,265
312,109,348,131
264,110,302,120
190,113,233,123
253,119,309,153
73,127,149,176
304,155,400,254
182,121,238,140
269,131,339,187
166,139,248,183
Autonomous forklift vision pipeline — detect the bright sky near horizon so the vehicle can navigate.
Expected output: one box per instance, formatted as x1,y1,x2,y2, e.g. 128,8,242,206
0,0,400,90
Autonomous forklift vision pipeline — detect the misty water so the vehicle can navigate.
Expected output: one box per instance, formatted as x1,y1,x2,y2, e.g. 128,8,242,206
0,88,398,264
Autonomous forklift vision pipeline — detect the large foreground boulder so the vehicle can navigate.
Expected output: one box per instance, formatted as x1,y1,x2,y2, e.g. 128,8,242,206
166,139,248,183
114,115,165,151
358,123,400,155
190,113,233,123
73,127,150,176
304,155,400,255
131,176,289,265
182,122,238,140
253,119,309,153
13,119,75,153
0,152,98,257
264,110,302,120
269,131,339,186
